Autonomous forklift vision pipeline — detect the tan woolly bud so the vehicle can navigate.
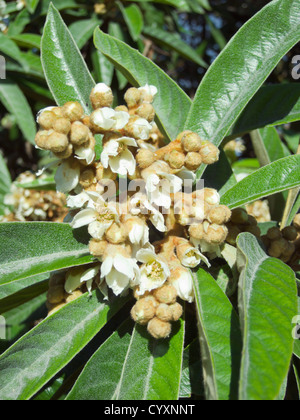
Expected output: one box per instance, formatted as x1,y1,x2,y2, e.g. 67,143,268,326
54,144,73,160
268,238,289,258
202,188,220,206
70,121,90,146
136,103,155,122
184,152,202,171
51,107,64,118
165,150,185,170
177,130,193,142
170,302,183,322
245,225,261,237
181,132,202,153
95,163,117,181
124,88,142,108
282,226,298,242
105,223,127,244
226,225,241,245
79,167,96,189
38,110,57,130
115,105,129,113
47,132,69,154
90,84,113,109
208,205,232,225
47,285,65,305
62,101,84,122
266,227,282,241
293,214,300,230
35,130,53,150
66,290,83,303
156,304,174,322
131,298,156,325
48,302,66,316
204,224,228,245
147,317,172,339
153,285,177,305
89,239,108,258
230,208,249,225
189,223,204,240
53,117,72,135
136,149,156,169
199,142,220,165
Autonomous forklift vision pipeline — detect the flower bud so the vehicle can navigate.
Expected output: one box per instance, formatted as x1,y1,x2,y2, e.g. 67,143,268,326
266,227,282,241
54,144,73,160
115,105,129,113
176,240,203,268
79,167,96,189
131,298,156,325
202,188,220,206
125,116,152,140
38,110,57,130
170,302,183,321
199,142,220,165
136,149,156,169
70,121,90,146
136,103,155,122
90,83,114,109
282,226,298,242
47,285,65,304
35,130,53,150
230,208,249,225
244,225,261,237
156,304,174,322
89,239,109,258
62,101,84,122
53,117,72,135
124,88,142,108
268,238,289,258
226,225,241,246
105,222,127,244
208,205,232,225
47,131,69,154
165,150,185,170
153,284,177,305
184,152,202,171
189,223,204,240
204,223,228,245
181,132,202,153
147,317,172,339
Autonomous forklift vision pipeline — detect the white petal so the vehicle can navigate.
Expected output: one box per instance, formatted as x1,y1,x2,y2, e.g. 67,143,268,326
113,256,136,279
65,271,82,294
75,146,95,165
113,111,130,130
81,266,100,283
138,84,158,98
88,220,112,240
92,108,115,130
172,269,194,303
105,268,130,296
136,247,156,264
93,83,111,94
71,209,97,229
55,161,80,194
67,192,91,209
101,256,114,278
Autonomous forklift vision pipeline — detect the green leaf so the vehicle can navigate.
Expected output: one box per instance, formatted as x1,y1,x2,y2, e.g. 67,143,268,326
0,79,36,144
0,152,12,197
91,49,114,87
93,28,191,141
69,19,101,50
194,269,242,400
221,155,300,209
10,34,42,50
0,274,49,314
27,0,40,14
237,233,297,400
0,223,94,287
67,318,185,400
143,26,207,68
15,176,56,191
251,127,286,167
118,2,144,42
0,291,128,400
41,4,95,114
179,339,204,398
0,33,29,69
185,0,300,177
230,84,300,139
205,15,226,50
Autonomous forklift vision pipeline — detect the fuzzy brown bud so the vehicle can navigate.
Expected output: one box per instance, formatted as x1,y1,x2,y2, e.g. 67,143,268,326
208,205,232,225
38,110,57,130
199,142,220,165
53,117,72,135
70,121,90,146
181,132,202,153
124,88,142,108
230,208,249,225
266,227,282,241
156,304,174,322
189,223,204,240
47,132,69,154
62,101,84,122
105,223,127,244
136,149,156,169
89,239,108,258
153,285,177,305
131,298,156,325
147,317,172,339
136,103,155,122
204,223,228,244
184,152,202,171
54,144,73,160
282,226,298,242
90,84,114,109
165,150,185,170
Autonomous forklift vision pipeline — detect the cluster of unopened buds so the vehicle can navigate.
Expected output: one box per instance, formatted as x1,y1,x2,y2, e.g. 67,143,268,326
225,207,261,246
0,172,67,222
36,82,232,339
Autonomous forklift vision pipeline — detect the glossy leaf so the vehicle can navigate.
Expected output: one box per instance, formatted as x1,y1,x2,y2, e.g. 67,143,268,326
67,318,185,400
185,0,300,177
230,84,300,138
237,233,297,400
0,223,94,286
93,28,191,141
221,155,300,209
194,269,242,400
0,79,36,144
41,4,95,114
0,291,128,400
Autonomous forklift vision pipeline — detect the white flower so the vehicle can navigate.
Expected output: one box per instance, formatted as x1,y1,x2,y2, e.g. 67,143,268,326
55,160,80,193
177,241,210,268
146,172,182,209
132,118,152,140
65,266,100,295
138,84,158,99
125,216,149,246
91,107,129,130
129,193,167,232
93,83,111,94
74,144,95,165
170,266,194,303
67,190,101,209
136,246,170,295
101,250,139,296
101,136,137,176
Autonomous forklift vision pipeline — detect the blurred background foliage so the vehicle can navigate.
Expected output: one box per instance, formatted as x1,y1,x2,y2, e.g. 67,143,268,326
0,0,299,182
